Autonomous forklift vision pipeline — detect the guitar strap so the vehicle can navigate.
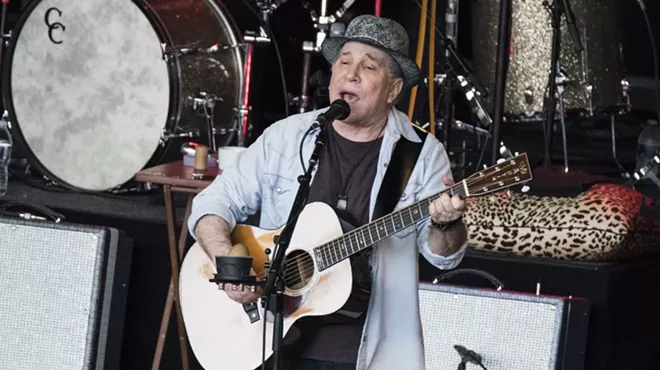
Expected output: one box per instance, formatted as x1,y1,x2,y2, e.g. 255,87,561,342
372,126,427,219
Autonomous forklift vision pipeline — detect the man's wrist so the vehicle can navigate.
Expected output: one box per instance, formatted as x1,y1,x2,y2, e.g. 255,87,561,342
430,216,463,231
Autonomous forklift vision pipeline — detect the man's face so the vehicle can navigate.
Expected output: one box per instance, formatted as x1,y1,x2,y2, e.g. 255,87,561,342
328,42,403,126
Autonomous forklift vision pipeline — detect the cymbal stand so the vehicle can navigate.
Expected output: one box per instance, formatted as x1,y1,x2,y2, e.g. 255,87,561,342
292,0,355,113
237,0,274,146
555,68,569,173
542,0,582,167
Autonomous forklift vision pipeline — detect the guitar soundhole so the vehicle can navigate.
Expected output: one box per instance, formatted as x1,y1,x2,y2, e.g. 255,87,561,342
284,250,315,291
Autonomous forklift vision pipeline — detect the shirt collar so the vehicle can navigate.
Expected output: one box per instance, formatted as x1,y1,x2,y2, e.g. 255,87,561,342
298,106,424,144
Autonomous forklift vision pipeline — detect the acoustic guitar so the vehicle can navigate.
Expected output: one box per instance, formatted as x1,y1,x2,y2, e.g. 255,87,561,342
179,153,533,370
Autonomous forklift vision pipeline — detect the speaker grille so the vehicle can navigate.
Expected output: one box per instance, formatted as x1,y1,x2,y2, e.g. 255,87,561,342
0,217,130,370
420,283,572,370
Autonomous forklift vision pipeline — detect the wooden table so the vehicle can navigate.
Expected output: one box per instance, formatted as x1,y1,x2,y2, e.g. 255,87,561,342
134,161,220,370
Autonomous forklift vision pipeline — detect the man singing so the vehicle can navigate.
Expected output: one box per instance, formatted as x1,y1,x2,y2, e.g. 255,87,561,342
188,14,468,370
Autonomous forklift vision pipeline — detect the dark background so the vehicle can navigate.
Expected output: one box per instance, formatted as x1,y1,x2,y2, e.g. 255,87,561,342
1,0,659,370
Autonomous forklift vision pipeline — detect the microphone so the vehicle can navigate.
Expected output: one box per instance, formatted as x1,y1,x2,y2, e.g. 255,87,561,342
454,345,488,370
311,99,350,129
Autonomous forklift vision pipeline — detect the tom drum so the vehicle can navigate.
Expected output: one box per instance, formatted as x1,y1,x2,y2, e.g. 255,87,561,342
471,0,626,122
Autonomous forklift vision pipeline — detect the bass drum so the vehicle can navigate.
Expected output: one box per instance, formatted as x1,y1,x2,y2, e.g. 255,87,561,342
471,0,625,122
2,0,244,191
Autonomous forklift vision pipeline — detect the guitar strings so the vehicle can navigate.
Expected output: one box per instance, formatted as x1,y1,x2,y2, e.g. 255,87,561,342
271,172,510,285
255,160,525,286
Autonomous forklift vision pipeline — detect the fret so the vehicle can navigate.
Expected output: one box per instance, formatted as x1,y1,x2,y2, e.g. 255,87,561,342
366,226,374,245
360,229,368,249
375,221,381,239
390,215,397,233
376,220,387,240
330,241,338,263
408,206,414,225
416,201,425,220
352,233,361,252
346,235,355,255
399,211,405,228
321,244,328,266
450,186,455,197
338,239,346,259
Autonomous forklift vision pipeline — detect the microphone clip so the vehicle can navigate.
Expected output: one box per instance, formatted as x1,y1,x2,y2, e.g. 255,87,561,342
310,99,350,130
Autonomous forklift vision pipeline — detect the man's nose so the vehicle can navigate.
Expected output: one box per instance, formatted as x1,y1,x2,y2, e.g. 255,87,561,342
346,65,360,82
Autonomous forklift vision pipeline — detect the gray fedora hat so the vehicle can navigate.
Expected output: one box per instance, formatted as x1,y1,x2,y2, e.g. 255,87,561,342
320,15,422,90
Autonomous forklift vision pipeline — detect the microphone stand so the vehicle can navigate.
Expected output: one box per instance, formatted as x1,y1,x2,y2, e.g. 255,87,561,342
542,0,582,167
260,122,329,370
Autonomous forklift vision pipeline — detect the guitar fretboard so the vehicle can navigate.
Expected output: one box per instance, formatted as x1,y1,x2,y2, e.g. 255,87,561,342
313,180,468,271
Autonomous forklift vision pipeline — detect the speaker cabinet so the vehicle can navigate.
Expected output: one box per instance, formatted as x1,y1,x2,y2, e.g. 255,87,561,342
0,216,132,370
419,282,589,370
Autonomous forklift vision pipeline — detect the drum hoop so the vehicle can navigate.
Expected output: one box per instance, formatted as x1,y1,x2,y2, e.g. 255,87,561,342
2,0,66,189
2,0,181,191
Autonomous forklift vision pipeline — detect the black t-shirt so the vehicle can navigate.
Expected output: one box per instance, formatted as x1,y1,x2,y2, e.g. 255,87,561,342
296,124,383,363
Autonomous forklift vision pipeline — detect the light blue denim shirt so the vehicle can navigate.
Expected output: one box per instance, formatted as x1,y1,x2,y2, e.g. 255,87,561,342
188,107,467,370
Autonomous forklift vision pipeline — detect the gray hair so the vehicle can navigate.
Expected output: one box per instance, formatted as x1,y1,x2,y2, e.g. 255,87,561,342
387,55,404,104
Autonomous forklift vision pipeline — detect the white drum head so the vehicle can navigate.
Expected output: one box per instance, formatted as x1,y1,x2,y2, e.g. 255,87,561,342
8,0,171,191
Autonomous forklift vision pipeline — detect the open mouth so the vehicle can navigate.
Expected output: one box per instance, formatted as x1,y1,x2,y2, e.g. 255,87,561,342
340,91,359,103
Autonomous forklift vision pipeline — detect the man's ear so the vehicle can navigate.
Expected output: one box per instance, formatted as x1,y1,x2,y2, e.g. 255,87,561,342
387,78,404,104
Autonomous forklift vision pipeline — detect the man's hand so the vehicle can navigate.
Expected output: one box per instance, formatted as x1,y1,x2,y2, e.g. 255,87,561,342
428,176,467,224
222,280,262,304
195,215,263,304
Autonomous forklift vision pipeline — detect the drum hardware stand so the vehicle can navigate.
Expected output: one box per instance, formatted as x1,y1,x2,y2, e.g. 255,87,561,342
541,0,582,167
159,128,198,146
291,0,354,113
555,68,570,173
290,41,315,113
189,92,224,153
430,72,492,143
608,79,632,179
236,0,277,146
237,30,269,147
416,0,492,163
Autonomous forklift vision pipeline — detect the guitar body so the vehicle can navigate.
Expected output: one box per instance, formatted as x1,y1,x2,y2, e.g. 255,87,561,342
179,202,354,370
179,153,534,370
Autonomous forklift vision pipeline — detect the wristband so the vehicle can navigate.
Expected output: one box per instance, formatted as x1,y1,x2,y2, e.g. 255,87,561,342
431,216,462,231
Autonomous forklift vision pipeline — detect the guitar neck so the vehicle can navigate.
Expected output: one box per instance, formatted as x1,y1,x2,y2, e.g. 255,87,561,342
313,181,469,271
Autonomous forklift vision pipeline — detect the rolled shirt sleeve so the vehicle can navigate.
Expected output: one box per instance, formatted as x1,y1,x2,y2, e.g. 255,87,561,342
415,140,467,270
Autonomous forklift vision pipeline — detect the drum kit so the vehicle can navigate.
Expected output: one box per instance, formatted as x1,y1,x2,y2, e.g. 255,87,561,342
0,0,273,192
0,0,630,194
471,0,629,122
433,0,630,175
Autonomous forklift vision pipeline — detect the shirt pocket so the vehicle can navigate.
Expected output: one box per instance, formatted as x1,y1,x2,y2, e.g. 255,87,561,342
262,173,298,227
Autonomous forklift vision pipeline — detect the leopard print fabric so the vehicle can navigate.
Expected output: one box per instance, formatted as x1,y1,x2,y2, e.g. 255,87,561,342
463,183,660,261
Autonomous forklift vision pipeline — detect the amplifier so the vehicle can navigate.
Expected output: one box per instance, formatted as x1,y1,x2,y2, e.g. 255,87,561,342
419,281,590,370
0,216,132,370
